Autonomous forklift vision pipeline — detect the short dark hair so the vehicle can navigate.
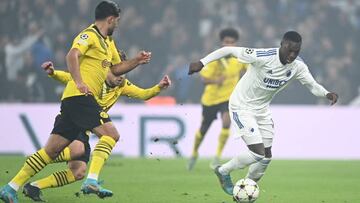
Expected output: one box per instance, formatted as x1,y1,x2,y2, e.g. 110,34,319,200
95,1,121,20
219,28,239,41
282,31,302,43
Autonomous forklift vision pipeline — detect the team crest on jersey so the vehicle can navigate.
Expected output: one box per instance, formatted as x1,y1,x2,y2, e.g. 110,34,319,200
102,59,112,68
80,33,89,40
286,70,292,77
245,48,254,54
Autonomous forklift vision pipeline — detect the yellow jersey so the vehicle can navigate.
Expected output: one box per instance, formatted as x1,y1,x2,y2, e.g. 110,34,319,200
51,70,161,112
62,24,121,100
200,57,247,106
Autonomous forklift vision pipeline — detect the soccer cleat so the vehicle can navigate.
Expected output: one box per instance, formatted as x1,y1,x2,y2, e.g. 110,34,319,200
214,166,233,196
209,157,220,170
81,179,113,199
0,185,18,203
23,183,45,202
187,156,198,171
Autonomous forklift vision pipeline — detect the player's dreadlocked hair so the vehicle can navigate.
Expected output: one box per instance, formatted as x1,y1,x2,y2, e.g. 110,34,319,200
283,31,302,43
95,1,121,20
219,28,239,41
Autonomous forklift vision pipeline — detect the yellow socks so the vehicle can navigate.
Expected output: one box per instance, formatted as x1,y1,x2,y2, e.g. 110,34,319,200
87,135,116,180
191,131,204,157
52,147,71,163
216,128,230,158
9,148,52,191
31,169,75,189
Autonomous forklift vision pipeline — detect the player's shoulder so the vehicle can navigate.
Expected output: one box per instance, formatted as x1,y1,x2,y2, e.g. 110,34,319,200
293,56,308,68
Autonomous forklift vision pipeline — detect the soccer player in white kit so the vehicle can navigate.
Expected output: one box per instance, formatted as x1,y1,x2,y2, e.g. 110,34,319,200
188,31,338,195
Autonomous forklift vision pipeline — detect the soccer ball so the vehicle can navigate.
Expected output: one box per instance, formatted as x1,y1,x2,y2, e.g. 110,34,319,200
232,178,260,203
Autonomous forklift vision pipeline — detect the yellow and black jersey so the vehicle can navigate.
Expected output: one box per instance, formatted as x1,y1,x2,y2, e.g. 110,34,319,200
62,24,121,100
51,70,161,112
200,57,247,106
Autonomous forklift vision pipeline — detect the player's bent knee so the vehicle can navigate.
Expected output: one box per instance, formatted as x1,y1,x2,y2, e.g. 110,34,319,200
248,143,265,157
73,168,86,180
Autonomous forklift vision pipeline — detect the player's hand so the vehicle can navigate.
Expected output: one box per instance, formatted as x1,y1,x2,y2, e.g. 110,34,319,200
136,51,152,64
158,75,172,89
326,92,338,105
188,61,204,75
76,82,92,95
41,61,55,75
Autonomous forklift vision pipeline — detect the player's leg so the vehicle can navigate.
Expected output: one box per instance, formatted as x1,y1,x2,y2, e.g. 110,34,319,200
0,133,71,203
81,121,118,198
188,104,216,170
214,110,265,195
246,118,274,182
212,102,231,168
23,134,90,201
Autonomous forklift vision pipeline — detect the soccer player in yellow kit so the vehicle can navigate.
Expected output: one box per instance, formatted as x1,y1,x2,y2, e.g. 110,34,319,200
21,60,171,201
0,2,151,202
188,28,247,170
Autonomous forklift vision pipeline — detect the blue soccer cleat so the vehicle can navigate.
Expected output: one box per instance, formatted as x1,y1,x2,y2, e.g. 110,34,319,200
214,166,234,196
81,179,113,199
0,185,18,203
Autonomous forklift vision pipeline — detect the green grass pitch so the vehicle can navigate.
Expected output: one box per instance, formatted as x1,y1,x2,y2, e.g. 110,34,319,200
0,155,359,203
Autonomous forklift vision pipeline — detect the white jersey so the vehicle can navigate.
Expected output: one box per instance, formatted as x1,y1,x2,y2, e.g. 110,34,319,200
200,47,329,111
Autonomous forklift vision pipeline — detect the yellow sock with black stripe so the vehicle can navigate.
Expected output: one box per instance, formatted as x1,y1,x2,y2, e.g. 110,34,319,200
87,135,116,180
216,128,230,158
8,148,52,191
31,169,75,189
191,130,204,157
51,147,71,163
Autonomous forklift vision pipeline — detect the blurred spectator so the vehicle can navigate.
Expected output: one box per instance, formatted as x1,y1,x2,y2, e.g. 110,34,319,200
0,0,358,105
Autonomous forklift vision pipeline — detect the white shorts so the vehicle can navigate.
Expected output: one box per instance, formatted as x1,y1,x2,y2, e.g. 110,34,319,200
230,108,274,147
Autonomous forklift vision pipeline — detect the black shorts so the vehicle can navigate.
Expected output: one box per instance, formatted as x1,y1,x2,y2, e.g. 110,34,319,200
73,131,91,163
51,95,111,141
202,101,229,122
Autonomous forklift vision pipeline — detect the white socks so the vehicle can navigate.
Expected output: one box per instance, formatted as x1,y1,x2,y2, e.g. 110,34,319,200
219,150,264,175
246,158,271,182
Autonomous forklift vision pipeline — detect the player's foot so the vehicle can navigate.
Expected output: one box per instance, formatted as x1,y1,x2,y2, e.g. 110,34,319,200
23,183,45,202
81,179,113,199
187,156,197,171
0,185,18,203
214,166,233,195
209,157,220,169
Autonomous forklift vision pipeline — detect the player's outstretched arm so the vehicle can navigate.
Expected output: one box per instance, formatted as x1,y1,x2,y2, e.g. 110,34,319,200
188,47,252,75
66,48,91,94
111,51,151,76
41,61,72,85
326,92,338,105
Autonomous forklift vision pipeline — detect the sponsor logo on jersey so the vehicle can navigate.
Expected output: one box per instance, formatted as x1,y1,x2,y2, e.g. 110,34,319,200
263,77,288,89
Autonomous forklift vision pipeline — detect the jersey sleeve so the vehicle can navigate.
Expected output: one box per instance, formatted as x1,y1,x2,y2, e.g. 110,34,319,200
71,31,95,55
200,47,257,66
120,79,161,100
296,63,329,97
49,70,72,85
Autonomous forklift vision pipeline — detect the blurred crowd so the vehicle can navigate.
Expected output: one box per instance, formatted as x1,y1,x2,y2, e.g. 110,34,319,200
0,0,359,105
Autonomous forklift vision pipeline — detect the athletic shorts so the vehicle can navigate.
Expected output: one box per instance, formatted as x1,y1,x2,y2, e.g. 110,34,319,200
202,101,229,122
230,108,274,147
73,131,91,163
51,95,111,141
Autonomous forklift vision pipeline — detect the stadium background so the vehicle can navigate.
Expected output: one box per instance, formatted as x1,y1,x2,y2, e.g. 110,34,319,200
0,1,359,202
